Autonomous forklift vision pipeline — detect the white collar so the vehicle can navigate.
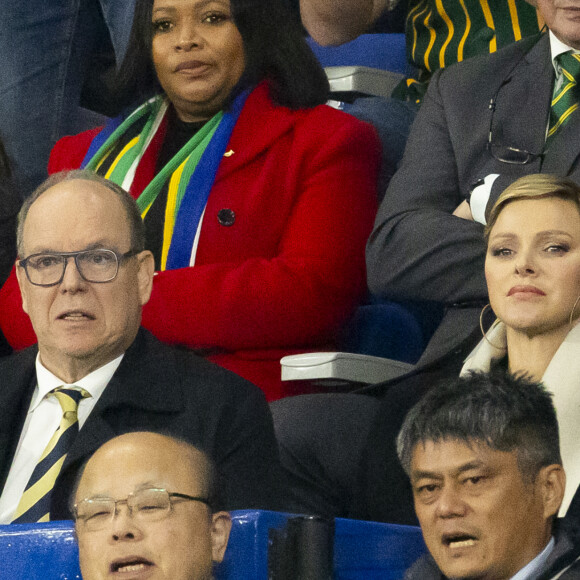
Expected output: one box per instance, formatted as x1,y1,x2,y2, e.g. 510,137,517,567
29,353,125,413
510,536,555,580
549,30,580,73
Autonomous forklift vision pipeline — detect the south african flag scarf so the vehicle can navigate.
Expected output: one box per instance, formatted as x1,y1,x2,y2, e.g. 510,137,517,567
81,91,248,270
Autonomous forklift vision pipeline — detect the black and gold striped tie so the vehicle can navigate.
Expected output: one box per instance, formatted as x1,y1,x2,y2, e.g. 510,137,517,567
11,387,90,523
547,51,580,144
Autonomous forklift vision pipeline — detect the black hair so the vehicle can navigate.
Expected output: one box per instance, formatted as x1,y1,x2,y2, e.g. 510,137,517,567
396,370,561,483
116,0,329,110
0,138,10,182
0,138,21,287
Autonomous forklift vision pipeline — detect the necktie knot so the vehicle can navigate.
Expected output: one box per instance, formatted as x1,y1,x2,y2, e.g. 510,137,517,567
557,51,580,81
51,387,90,423
547,52,580,143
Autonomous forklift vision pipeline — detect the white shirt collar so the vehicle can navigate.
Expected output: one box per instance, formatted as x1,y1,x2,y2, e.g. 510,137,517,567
510,536,555,580
30,353,125,412
550,30,580,72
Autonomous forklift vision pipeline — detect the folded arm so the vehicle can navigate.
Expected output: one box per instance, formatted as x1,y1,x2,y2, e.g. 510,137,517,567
366,69,489,306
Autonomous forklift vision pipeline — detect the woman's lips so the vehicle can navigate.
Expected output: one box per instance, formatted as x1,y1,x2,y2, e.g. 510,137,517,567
174,60,210,74
507,285,546,297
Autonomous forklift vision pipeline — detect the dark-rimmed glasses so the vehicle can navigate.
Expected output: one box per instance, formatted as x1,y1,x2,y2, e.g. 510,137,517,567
486,44,545,165
18,248,140,287
73,488,211,531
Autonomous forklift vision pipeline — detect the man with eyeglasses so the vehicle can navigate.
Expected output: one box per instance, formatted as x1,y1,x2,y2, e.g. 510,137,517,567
0,169,281,524
72,432,231,580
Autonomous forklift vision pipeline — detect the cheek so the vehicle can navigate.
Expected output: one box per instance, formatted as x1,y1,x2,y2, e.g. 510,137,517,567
77,533,105,576
484,263,503,308
222,31,245,75
151,41,169,80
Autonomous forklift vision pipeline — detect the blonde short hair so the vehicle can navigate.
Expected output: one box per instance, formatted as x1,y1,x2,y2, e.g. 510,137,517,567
484,174,580,242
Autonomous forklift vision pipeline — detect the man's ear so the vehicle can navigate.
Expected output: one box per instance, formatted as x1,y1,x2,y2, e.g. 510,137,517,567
210,511,232,563
15,262,30,314
539,464,566,519
136,250,155,306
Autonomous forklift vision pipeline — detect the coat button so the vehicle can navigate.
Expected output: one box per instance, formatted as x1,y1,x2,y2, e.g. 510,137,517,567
217,208,236,226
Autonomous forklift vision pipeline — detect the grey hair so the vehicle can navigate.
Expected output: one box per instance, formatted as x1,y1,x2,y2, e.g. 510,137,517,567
17,170,145,256
396,371,561,483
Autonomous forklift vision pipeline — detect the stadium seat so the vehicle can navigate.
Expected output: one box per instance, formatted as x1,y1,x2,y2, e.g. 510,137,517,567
281,300,444,387
0,511,426,579
307,34,409,73
307,34,408,101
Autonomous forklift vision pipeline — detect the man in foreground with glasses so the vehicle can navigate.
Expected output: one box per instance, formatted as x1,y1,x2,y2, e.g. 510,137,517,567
399,371,580,580
73,432,231,580
0,169,281,524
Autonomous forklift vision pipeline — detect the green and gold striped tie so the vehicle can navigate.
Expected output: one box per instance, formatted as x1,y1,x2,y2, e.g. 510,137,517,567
11,387,90,523
547,51,580,144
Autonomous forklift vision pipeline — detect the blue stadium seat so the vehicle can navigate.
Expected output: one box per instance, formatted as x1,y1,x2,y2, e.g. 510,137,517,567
0,511,426,579
307,34,409,74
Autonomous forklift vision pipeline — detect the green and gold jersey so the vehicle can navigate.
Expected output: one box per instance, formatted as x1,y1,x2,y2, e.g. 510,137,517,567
395,0,540,102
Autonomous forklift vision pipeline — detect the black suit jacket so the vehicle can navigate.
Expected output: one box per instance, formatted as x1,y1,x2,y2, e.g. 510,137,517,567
0,329,282,519
367,32,580,362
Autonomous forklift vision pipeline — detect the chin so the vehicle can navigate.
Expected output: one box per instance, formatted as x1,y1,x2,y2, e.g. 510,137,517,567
439,560,489,580
506,316,570,337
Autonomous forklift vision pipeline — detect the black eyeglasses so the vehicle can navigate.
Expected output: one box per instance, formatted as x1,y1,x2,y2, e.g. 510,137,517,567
18,248,140,287
73,488,211,531
486,32,545,165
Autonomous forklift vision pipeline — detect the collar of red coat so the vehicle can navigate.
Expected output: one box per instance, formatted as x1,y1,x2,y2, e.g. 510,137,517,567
215,82,303,180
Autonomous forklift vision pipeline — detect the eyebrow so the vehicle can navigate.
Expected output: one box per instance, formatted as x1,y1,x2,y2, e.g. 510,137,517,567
153,0,227,14
489,230,574,242
81,482,166,500
24,242,122,255
411,460,486,482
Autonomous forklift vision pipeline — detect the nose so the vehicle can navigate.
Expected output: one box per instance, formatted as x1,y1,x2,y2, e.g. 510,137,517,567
110,505,144,542
434,485,467,519
59,256,88,293
175,21,202,51
514,249,536,276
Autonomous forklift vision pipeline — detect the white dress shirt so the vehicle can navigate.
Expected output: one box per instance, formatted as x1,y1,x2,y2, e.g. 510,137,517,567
511,536,554,580
0,353,123,523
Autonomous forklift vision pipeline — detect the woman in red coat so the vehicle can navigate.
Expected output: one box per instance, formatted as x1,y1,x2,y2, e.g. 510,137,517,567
0,0,380,400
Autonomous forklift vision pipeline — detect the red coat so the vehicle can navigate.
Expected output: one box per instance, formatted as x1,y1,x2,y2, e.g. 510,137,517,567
0,85,380,400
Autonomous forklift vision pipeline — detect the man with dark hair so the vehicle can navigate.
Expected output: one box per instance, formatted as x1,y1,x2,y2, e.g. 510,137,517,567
398,371,580,580
72,432,231,580
0,170,281,524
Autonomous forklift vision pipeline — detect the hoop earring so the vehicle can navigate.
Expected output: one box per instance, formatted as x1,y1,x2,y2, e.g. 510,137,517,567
570,295,580,326
480,304,503,349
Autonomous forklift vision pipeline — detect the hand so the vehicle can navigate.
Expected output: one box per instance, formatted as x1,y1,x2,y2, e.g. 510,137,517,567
453,200,474,221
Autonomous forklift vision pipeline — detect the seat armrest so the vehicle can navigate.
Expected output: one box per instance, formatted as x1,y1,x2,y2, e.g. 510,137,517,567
325,66,404,99
281,352,413,386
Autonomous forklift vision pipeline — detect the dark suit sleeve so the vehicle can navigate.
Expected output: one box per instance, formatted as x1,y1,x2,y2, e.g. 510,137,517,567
214,384,284,512
366,68,488,306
